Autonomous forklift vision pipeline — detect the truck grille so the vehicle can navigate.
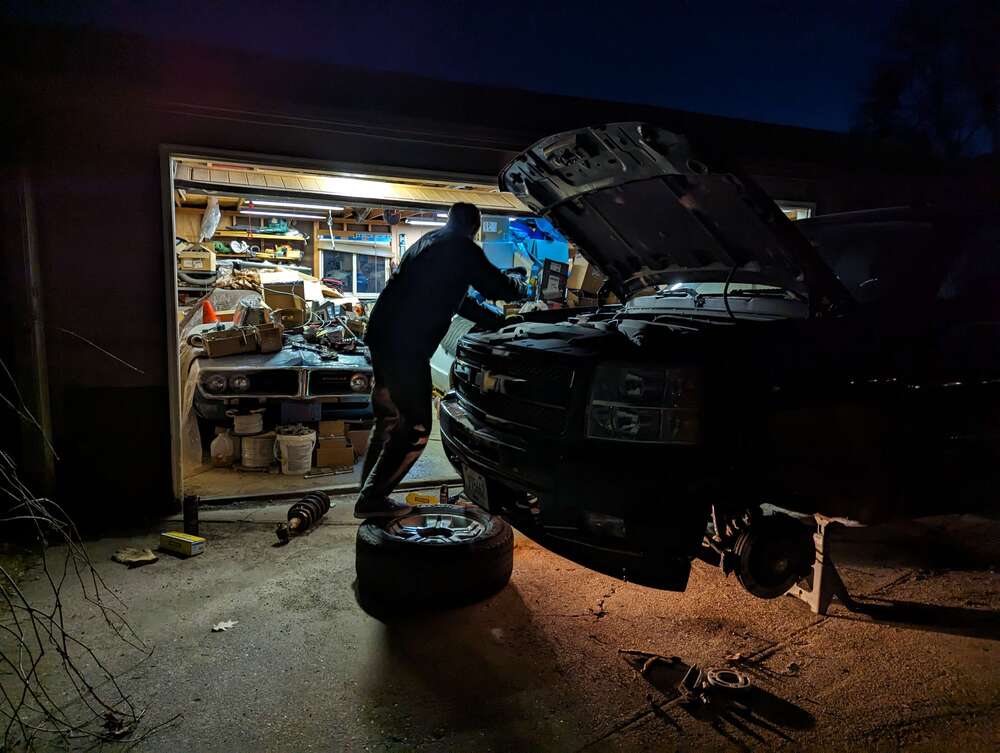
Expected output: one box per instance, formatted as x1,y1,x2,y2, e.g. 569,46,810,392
453,342,574,434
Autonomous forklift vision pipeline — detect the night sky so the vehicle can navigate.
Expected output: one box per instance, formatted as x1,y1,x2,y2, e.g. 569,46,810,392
15,0,905,133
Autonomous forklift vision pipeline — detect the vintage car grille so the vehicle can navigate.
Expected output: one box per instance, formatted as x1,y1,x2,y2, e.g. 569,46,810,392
307,371,354,396
201,369,300,397
453,342,574,434
246,370,300,396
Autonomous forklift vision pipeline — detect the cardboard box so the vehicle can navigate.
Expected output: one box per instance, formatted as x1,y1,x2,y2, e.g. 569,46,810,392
318,420,346,438
202,327,257,357
566,256,606,294
255,323,284,354
159,531,206,557
178,249,217,272
567,290,599,309
263,281,306,311
348,429,370,458
316,436,354,467
540,259,570,301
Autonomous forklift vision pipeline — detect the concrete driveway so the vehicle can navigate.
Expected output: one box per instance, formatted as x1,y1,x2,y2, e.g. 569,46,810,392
3,496,998,752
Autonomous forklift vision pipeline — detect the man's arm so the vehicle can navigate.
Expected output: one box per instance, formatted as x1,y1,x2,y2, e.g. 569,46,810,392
457,295,505,328
464,239,527,302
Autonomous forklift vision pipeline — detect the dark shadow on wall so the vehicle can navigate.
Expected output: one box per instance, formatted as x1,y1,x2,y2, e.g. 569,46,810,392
59,386,175,527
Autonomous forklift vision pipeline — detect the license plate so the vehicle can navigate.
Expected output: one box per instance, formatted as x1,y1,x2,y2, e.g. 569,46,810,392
463,465,489,509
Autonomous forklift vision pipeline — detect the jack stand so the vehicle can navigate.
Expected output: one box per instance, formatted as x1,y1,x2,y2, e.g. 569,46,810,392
785,514,862,615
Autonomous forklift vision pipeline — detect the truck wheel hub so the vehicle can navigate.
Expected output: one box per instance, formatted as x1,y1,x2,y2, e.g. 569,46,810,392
384,510,486,545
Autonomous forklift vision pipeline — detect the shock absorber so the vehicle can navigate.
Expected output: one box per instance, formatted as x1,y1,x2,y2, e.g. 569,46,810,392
275,491,332,544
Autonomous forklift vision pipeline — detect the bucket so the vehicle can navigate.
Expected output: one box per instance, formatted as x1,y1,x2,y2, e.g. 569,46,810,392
227,408,265,436
241,432,276,468
275,430,316,475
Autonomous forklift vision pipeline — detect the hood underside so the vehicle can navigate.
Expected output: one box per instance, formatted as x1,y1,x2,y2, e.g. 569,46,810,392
500,122,849,311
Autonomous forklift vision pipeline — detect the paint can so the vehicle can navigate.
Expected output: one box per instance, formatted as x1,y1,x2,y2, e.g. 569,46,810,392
241,432,276,468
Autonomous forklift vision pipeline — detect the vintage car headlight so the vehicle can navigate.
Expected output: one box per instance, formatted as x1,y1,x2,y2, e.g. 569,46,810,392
204,374,228,393
350,373,370,393
587,364,702,444
230,374,251,392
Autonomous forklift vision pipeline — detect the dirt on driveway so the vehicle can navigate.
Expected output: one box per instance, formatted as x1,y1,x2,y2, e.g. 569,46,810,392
2,499,998,752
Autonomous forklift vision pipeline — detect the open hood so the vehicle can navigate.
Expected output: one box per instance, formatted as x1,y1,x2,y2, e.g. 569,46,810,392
500,123,850,313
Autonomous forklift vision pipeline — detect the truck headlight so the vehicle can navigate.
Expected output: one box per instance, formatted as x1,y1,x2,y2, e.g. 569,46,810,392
230,374,251,392
587,364,702,444
204,374,228,393
350,373,371,393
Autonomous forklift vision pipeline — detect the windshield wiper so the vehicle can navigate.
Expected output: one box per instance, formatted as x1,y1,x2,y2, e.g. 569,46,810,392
655,287,701,299
698,289,806,302
727,289,790,297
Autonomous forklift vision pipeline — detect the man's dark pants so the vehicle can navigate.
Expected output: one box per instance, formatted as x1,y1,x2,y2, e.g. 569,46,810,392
357,347,432,505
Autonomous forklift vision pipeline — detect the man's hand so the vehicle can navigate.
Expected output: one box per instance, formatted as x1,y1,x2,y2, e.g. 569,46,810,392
503,271,530,301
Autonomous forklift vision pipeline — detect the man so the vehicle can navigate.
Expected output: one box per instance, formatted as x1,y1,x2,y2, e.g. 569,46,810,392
354,202,525,518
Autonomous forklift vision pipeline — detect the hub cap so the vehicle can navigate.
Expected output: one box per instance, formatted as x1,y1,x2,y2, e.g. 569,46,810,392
384,510,486,545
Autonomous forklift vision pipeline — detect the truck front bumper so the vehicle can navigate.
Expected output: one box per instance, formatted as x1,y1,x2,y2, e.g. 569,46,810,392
438,391,709,591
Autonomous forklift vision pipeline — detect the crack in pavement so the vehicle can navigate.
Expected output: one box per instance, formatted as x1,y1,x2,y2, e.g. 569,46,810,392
590,585,617,620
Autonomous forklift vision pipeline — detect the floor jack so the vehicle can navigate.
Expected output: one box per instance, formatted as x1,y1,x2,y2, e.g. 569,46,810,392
784,514,864,615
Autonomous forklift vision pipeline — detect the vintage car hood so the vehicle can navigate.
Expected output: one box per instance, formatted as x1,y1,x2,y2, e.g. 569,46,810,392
500,122,850,313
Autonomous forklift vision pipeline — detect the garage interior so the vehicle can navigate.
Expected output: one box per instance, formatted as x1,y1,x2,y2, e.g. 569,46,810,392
170,156,543,502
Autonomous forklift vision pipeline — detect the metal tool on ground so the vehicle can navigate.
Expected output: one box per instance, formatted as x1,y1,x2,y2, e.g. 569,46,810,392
302,465,353,479
182,495,200,536
678,664,752,707
275,491,333,544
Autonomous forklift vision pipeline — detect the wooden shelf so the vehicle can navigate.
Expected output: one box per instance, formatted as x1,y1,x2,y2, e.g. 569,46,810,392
210,254,303,263
214,230,307,241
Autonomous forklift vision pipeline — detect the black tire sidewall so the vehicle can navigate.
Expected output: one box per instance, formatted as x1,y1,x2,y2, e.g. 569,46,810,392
356,504,514,607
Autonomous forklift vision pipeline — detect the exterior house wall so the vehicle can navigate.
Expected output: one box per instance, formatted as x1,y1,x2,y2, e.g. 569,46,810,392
6,23,986,517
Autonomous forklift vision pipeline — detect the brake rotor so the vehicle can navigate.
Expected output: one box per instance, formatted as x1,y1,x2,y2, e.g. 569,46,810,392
733,514,814,599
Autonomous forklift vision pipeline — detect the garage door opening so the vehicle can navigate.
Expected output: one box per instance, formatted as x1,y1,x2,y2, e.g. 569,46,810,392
164,153,556,503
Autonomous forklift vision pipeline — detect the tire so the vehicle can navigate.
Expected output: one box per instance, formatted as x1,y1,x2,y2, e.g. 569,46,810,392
733,514,815,599
355,504,513,610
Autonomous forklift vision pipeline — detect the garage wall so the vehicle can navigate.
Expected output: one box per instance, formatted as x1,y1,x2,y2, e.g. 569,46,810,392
391,224,435,262
7,23,985,519
8,38,544,517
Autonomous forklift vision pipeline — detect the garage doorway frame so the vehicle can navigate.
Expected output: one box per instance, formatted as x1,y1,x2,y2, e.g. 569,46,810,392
160,144,498,503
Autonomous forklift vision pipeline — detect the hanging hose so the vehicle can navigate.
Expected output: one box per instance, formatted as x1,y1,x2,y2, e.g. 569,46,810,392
178,270,219,287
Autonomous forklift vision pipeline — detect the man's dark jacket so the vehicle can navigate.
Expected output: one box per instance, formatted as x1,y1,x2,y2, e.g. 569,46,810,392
365,227,523,359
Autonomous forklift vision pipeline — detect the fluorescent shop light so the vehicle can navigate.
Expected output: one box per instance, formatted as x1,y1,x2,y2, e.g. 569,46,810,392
240,210,325,220
436,213,448,218
406,219,446,226
247,200,344,211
